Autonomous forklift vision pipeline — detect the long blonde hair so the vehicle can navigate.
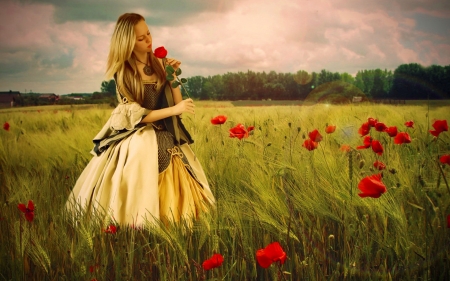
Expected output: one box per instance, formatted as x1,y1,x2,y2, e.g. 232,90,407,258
106,13,165,104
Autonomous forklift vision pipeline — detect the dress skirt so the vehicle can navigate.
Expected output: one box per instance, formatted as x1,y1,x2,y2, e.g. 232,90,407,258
67,125,215,226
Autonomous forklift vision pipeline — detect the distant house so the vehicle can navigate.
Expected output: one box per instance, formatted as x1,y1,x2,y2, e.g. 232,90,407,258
38,93,59,103
63,93,91,101
0,91,21,107
352,96,363,103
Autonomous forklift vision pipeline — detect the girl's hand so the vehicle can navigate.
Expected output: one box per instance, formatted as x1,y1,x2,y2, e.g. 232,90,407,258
173,98,195,115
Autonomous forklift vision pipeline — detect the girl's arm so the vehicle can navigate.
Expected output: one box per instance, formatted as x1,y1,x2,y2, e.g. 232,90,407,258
139,94,194,124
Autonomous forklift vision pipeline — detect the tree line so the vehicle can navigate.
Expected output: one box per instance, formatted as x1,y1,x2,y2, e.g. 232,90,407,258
100,63,450,101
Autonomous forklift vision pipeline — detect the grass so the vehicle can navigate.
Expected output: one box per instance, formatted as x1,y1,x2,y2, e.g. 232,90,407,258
0,102,449,280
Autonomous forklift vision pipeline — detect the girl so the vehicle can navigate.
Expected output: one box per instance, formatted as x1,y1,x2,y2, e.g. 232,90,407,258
67,13,215,227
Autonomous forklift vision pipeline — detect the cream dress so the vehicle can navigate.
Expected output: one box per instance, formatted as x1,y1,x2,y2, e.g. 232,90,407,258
67,59,215,227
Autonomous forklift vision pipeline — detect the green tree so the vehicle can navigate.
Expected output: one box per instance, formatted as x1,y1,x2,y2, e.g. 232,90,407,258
101,79,117,95
370,69,386,99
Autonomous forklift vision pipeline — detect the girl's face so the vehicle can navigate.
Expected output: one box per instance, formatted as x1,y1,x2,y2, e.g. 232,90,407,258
133,20,152,55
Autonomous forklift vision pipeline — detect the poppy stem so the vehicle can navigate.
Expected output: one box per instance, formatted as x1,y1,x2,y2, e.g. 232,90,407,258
436,161,450,196
319,145,334,187
277,263,287,281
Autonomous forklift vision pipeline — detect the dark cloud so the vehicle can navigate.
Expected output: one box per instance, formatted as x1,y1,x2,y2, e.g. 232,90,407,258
23,0,240,25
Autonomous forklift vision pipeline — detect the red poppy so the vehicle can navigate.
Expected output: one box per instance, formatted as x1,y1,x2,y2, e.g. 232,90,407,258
256,249,272,268
17,200,35,222
357,136,372,149
374,122,387,132
340,144,351,152
302,139,318,151
308,129,323,142
371,140,383,155
440,154,450,166
325,125,336,134
358,174,387,198
394,132,411,144
3,122,9,131
429,120,448,137
211,115,227,125
405,120,414,128
358,122,370,136
89,264,99,273
154,46,168,58
229,124,252,139
103,224,117,234
256,242,287,268
373,161,386,170
368,117,378,127
247,126,255,132
202,253,224,271
447,215,450,228
385,126,398,137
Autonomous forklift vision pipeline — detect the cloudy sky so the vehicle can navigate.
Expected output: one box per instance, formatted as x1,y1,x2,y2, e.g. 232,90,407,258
1,0,449,95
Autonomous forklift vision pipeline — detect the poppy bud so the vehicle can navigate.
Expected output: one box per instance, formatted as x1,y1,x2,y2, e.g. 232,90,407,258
359,160,365,169
389,168,397,174
288,122,291,128
297,127,301,133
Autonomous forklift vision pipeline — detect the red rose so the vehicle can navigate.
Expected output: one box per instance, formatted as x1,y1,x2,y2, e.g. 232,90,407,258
202,253,224,270
358,174,387,198
325,125,336,134
211,115,227,125
154,46,168,59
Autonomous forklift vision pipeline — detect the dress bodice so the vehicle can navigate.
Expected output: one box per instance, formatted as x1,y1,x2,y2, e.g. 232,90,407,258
141,82,161,110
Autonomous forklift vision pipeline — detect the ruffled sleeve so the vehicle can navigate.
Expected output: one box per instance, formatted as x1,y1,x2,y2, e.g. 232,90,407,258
109,102,150,131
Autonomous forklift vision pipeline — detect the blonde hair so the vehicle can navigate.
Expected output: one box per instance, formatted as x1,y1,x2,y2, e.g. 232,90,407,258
106,13,165,104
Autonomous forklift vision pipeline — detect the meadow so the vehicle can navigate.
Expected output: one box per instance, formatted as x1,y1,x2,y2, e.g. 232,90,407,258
0,101,449,280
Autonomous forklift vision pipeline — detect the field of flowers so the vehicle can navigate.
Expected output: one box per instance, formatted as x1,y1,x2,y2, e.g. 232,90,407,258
0,102,449,280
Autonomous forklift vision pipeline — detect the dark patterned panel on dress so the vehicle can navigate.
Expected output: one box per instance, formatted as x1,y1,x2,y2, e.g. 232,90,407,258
143,83,202,186
142,83,160,110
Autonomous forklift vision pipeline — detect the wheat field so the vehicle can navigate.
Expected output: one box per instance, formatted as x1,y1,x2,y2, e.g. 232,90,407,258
0,102,449,280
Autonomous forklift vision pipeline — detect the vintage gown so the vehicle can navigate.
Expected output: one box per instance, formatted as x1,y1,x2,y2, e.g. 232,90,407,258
67,59,215,226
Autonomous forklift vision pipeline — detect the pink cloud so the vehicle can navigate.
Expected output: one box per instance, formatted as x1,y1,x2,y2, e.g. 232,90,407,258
0,0,448,95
